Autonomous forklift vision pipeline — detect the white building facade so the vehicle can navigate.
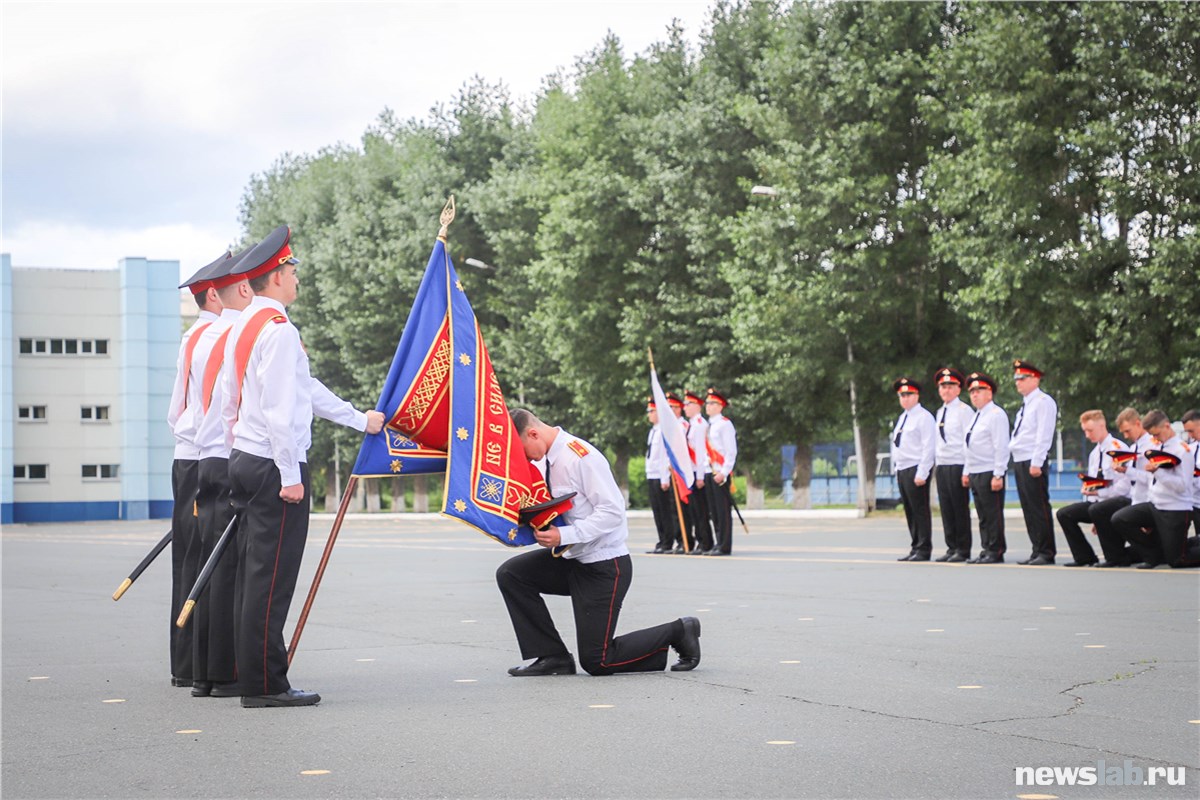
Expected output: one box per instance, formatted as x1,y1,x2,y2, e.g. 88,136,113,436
1,253,179,523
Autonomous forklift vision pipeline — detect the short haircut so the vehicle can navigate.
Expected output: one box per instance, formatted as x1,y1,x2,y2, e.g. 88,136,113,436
216,281,246,304
1115,407,1141,426
510,408,541,435
1079,409,1105,425
248,264,284,293
1182,409,1200,424
1141,409,1169,430
193,289,211,310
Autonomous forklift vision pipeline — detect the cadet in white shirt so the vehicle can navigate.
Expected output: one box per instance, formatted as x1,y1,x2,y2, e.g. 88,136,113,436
1183,409,1200,534
165,253,229,688
705,388,738,556
932,369,975,562
1104,408,1156,567
497,409,701,676
683,391,715,553
1055,410,1131,567
643,400,676,554
1008,360,1059,565
221,227,383,708
962,373,1010,563
890,377,937,561
185,249,253,698
664,392,693,553
1112,410,1199,568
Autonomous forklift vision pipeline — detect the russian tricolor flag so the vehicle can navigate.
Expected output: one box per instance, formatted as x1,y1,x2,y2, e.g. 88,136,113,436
649,364,692,503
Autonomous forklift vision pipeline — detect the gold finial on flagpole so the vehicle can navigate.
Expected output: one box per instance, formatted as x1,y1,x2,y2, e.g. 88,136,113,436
647,346,656,372
437,195,456,242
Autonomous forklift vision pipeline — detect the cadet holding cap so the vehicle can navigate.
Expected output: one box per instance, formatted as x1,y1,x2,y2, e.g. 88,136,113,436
1055,410,1131,567
1111,410,1198,568
165,251,230,688
890,378,936,561
219,226,385,707
962,373,1009,563
1182,409,1200,534
1008,360,1059,565
932,368,974,562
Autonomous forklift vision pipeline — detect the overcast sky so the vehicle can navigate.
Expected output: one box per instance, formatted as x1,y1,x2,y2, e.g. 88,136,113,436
2,1,714,280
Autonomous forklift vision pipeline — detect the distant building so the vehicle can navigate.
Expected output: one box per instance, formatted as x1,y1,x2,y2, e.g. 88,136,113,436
1,253,180,523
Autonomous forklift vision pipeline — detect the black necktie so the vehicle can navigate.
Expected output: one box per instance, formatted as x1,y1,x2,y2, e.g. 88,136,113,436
893,413,907,448
1013,404,1026,436
938,407,947,443
543,461,552,495
966,412,981,447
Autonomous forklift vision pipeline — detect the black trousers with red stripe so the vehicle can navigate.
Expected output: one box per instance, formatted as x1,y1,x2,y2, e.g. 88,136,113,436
170,459,201,681
229,450,311,696
194,456,239,684
496,549,677,675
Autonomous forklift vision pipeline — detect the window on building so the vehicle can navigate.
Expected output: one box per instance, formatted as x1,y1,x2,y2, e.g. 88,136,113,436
18,405,48,421
14,464,49,481
82,464,120,480
81,405,111,422
16,338,111,356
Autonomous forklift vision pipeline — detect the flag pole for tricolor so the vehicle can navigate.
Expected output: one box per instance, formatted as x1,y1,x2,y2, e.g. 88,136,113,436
648,347,693,553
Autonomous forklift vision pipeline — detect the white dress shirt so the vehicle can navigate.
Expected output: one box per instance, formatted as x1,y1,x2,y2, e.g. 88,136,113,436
1127,431,1154,505
1009,387,1058,467
644,425,667,481
193,309,239,460
546,428,629,563
707,414,738,476
934,397,973,466
1148,436,1196,511
964,401,1010,477
890,403,936,481
167,310,219,460
1083,434,1131,502
222,297,365,486
687,414,711,478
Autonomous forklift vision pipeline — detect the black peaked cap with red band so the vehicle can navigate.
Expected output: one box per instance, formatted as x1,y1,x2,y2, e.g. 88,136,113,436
229,225,299,282
965,372,997,393
893,377,921,394
705,387,728,408
1013,359,1043,378
179,250,232,292
934,367,964,386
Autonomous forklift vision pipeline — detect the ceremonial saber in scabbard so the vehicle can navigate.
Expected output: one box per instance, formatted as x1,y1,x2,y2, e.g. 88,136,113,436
175,514,239,628
731,495,750,535
287,475,358,666
112,529,172,600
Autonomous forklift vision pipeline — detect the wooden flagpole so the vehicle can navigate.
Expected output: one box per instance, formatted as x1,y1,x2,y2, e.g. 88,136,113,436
287,475,358,666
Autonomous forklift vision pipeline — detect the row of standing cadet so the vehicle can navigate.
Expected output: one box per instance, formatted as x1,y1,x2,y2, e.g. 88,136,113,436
644,390,738,556
168,227,385,708
889,363,1199,569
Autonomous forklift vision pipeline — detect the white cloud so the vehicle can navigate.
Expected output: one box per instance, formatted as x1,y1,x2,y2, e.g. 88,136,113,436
2,220,232,282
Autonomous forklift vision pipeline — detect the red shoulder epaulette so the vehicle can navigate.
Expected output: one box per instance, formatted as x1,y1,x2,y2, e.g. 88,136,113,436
568,440,589,458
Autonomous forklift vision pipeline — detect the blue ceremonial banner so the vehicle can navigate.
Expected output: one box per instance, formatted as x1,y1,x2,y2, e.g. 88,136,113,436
351,237,549,547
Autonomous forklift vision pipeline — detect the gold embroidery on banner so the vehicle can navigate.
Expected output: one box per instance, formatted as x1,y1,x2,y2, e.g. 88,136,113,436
395,338,451,431
390,459,403,474
480,478,503,502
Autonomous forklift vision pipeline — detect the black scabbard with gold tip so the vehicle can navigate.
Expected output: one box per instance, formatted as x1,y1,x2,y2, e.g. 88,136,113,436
112,529,172,601
175,514,238,628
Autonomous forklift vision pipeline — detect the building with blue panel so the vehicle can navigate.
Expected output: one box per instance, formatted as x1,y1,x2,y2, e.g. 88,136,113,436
1,253,179,523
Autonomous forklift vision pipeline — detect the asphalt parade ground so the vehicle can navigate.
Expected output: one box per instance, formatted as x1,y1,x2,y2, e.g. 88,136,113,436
3,512,1198,800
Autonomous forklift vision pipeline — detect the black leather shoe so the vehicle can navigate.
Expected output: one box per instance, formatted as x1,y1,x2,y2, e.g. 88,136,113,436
1028,556,1054,566
171,677,192,688
1016,557,1033,565
672,545,685,554
671,617,701,671
241,688,321,708
210,682,241,698
966,556,982,564
1134,561,1161,570
897,553,914,561
508,655,577,677
1063,560,1097,567
646,545,667,554
1097,560,1129,568
909,553,931,562
978,554,1003,564
947,553,967,563
934,553,952,562
191,681,213,697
